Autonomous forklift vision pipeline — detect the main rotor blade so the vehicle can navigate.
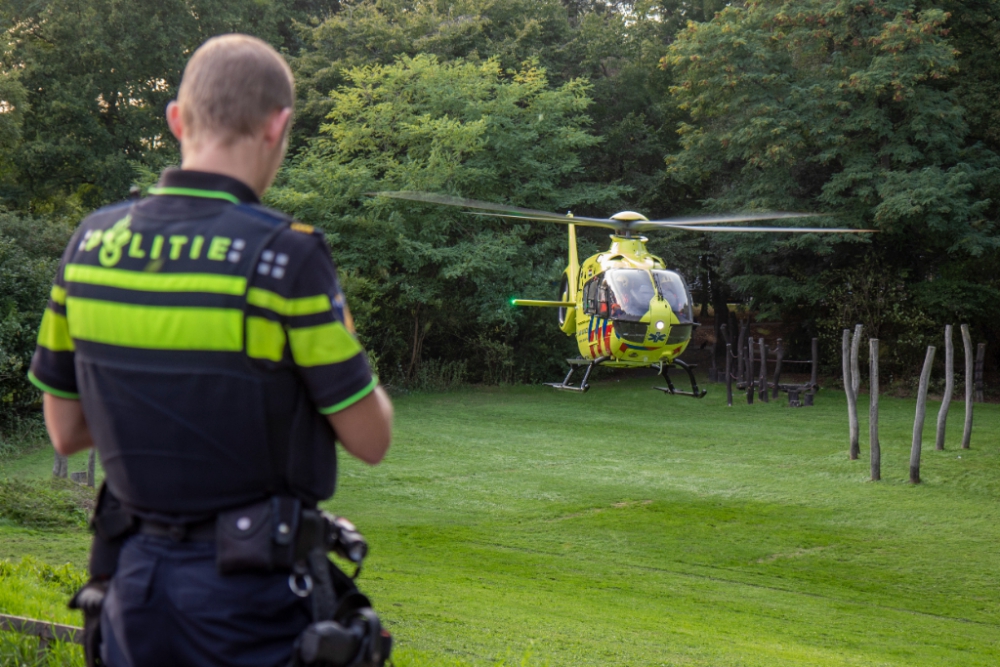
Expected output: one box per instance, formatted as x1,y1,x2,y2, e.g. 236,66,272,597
663,225,877,233
465,212,620,230
640,212,821,227
367,191,612,225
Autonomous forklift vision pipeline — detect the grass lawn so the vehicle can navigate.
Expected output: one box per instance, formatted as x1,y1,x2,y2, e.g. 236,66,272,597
2,378,999,666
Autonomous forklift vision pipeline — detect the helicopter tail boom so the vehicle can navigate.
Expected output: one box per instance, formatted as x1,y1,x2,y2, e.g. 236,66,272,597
511,299,575,308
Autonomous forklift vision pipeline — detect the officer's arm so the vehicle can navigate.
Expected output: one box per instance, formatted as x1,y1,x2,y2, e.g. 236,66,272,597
43,394,94,456
326,386,393,465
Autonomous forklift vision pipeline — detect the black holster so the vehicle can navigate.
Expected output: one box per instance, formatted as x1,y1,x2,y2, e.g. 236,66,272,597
69,483,136,667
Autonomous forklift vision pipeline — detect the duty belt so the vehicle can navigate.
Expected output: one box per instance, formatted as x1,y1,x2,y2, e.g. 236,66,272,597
138,518,216,542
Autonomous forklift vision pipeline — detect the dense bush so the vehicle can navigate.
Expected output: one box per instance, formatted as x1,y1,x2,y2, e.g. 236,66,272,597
0,211,75,431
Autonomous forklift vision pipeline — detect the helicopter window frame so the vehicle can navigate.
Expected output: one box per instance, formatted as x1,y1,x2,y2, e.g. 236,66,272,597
583,274,605,316
652,270,695,324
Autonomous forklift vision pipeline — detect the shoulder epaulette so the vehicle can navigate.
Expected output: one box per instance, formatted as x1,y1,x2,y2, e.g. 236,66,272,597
290,222,315,234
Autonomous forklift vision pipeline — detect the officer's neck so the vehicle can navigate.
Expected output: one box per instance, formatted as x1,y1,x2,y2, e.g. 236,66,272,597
180,135,284,198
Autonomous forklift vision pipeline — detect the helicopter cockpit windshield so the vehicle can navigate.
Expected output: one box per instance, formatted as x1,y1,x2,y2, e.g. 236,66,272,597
652,270,694,323
605,269,655,321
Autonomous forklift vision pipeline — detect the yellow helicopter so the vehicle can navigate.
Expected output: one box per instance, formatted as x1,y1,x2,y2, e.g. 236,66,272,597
372,192,875,395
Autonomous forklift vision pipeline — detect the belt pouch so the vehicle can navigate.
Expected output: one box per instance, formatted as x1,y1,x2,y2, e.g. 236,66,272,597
216,500,275,574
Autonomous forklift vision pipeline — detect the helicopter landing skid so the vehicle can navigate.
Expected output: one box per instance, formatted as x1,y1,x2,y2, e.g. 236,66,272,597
654,359,707,398
545,357,609,392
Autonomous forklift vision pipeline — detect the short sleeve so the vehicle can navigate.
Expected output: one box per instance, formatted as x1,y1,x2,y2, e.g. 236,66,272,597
28,244,79,399
246,231,376,414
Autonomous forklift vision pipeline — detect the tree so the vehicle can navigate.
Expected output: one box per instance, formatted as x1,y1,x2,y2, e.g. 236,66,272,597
662,0,1000,371
0,0,337,211
270,55,623,383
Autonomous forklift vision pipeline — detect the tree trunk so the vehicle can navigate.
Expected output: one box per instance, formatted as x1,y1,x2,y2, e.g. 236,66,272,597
961,324,973,449
935,324,954,451
772,338,783,399
870,339,880,482
87,449,96,487
725,343,733,407
850,324,862,397
974,343,985,402
843,329,859,460
910,346,936,484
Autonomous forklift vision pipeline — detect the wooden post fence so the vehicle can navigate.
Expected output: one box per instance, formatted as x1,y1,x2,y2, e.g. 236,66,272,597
772,338,783,399
961,324,973,449
725,343,733,407
843,329,859,460
850,324,863,397
974,343,985,402
759,338,769,403
737,321,748,384
746,336,755,405
52,453,67,479
87,449,96,487
870,339,880,482
910,346,936,484
810,337,819,390
936,325,954,451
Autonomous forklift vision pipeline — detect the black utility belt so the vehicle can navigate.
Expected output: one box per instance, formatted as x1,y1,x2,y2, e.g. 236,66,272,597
137,497,368,576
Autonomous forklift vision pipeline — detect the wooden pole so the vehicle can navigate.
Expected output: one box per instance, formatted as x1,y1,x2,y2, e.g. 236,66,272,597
737,321,747,383
843,329,859,460
936,324,954,451
870,339,880,482
961,324,973,449
772,338,783,399
810,337,819,389
746,335,755,404
910,345,936,484
851,324,863,397
974,343,985,402
52,453,67,479
759,338,769,402
725,343,733,407
87,449,96,488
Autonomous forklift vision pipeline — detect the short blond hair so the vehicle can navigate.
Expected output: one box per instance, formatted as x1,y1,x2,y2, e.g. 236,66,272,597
177,34,294,144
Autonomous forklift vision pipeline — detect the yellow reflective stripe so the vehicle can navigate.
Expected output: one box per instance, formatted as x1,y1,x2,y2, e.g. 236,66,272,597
66,298,242,350
246,316,286,362
37,309,74,351
318,377,378,415
288,321,363,367
246,288,331,317
50,285,67,305
65,264,247,295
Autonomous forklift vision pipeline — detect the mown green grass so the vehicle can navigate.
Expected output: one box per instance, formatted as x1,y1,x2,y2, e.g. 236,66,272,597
2,379,999,666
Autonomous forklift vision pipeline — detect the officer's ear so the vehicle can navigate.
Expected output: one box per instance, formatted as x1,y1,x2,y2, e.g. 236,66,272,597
262,107,293,150
166,101,184,142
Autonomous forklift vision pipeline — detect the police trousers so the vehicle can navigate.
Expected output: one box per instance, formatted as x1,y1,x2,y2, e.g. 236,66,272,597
100,534,311,667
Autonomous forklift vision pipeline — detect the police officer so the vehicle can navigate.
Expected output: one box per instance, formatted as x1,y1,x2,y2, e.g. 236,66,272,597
28,34,393,667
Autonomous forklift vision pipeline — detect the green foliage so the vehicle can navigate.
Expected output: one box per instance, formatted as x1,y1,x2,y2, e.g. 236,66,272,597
0,478,92,530
663,0,1000,346
271,55,623,384
0,0,338,210
0,211,75,428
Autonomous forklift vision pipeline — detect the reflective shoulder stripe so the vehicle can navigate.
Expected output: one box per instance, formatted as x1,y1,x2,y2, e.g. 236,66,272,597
65,264,247,295
318,377,378,415
66,297,242,351
246,316,286,362
27,371,79,400
247,288,331,317
288,321,362,367
50,285,67,305
147,187,240,204
37,309,74,352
